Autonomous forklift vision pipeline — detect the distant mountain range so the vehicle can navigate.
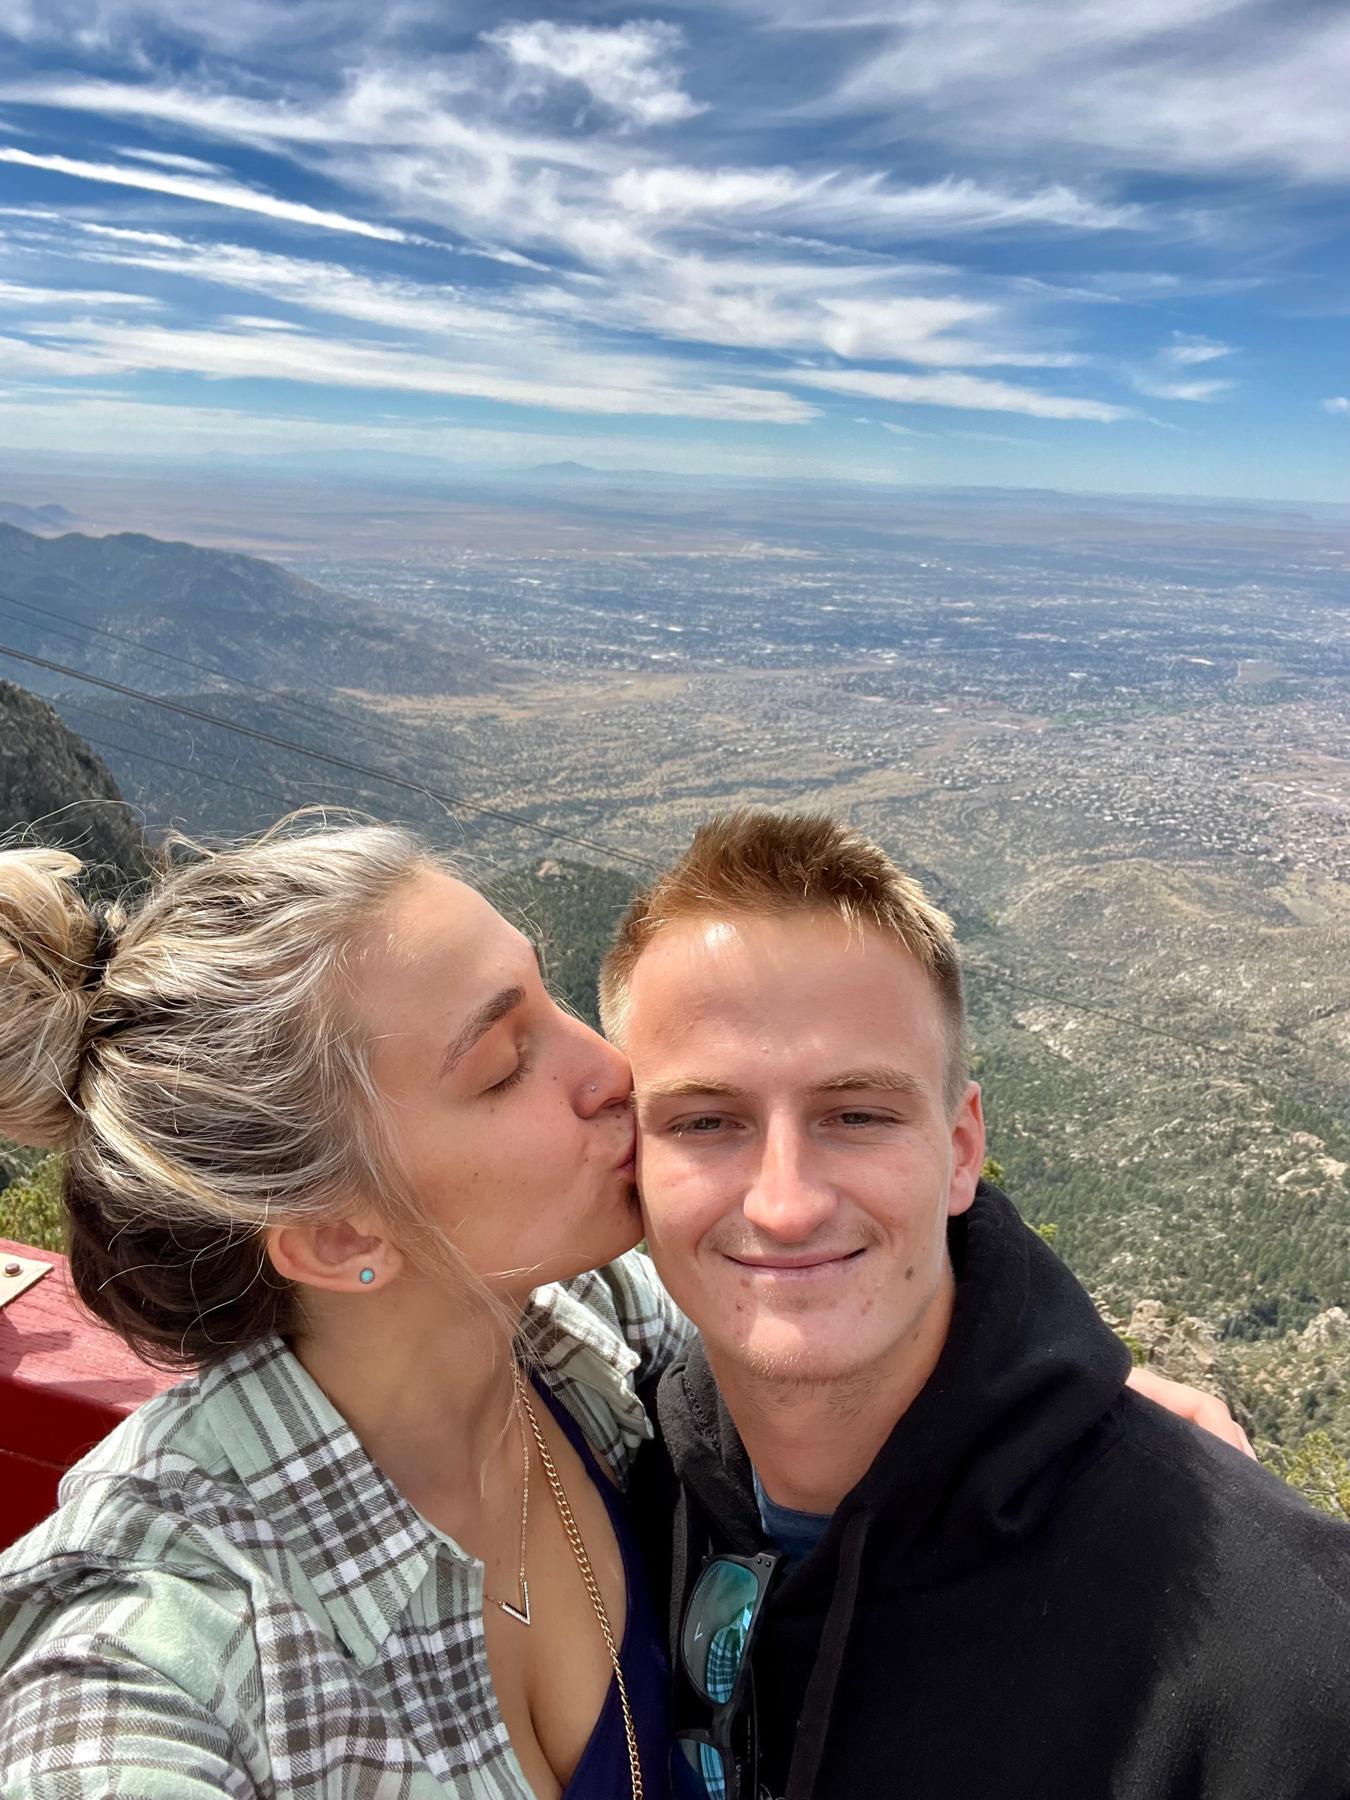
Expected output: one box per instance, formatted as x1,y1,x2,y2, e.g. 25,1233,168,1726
0,521,496,699
523,461,608,480
516,461,677,484
0,502,78,533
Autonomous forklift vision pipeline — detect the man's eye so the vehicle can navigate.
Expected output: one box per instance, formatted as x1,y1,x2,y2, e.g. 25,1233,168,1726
670,1115,727,1135
833,1110,891,1127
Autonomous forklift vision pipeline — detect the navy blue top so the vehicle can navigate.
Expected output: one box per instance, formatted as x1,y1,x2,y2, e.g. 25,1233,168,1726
534,1377,674,1800
752,1467,831,1564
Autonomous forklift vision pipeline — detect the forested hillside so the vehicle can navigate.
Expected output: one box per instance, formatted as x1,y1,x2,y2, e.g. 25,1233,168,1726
487,858,641,1027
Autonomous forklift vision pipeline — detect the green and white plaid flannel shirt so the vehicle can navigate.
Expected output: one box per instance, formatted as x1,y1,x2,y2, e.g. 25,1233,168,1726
0,1252,692,1800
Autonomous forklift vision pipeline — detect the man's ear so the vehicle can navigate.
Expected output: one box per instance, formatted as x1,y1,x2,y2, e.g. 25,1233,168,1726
946,1081,985,1219
268,1213,406,1294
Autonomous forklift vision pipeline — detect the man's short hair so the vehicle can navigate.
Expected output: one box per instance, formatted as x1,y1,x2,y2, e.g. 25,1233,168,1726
600,808,969,1109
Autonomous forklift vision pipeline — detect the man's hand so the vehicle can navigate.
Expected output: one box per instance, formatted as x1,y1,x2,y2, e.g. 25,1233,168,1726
1125,1366,1256,1459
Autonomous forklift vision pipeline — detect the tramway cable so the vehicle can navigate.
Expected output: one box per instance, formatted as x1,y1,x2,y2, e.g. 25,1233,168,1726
67,698,383,816
0,584,394,753
0,642,660,873
0,584,496,778
76,731,324,818
74,728,501,850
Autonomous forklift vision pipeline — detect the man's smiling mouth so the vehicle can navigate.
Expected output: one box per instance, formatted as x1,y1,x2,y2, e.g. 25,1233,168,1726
725,1247,868,1276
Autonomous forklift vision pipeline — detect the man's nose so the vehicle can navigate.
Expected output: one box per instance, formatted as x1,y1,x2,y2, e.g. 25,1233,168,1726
742,1119,835,1241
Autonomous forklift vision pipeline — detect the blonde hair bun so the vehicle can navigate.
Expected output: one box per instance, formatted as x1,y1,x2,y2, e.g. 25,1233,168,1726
0,846,111,1150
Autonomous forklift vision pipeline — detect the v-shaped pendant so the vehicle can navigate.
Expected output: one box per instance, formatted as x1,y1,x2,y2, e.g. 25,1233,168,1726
498,1581,531,1626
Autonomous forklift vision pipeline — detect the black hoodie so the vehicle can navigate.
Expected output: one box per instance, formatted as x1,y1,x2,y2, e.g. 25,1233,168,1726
639,1185,1350,1800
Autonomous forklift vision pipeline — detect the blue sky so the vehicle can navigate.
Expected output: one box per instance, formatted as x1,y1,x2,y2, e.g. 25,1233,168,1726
0,0,1346,501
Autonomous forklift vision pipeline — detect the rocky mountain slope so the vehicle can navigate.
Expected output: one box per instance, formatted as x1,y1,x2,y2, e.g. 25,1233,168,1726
0,677,146,887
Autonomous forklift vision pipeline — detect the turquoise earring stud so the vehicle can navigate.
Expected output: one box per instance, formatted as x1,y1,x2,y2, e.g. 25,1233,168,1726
359,1268,376,1285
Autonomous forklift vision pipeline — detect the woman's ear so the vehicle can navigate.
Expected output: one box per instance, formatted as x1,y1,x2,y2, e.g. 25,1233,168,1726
268,1213,405,1294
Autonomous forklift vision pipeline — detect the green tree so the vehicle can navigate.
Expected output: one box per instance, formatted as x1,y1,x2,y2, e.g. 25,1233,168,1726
0,1151,64,1252
1280,1431,1350,1522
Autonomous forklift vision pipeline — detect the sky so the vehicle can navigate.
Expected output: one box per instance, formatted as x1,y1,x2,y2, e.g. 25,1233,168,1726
0,0,1347,502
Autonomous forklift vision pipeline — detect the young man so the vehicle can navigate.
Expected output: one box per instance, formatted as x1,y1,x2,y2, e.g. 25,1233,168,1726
603,811,1350,1800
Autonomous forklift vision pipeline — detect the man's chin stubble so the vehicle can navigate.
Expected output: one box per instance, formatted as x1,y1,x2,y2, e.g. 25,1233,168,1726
734,1348,881,1414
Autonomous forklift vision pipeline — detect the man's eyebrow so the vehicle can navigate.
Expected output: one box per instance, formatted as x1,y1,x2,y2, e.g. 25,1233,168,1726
638,1078,749,1101
817,1067,925,1097
440,985,524,1076
639,1069,926,1102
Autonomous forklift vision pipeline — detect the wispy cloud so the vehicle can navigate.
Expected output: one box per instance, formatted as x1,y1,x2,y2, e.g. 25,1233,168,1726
612,166,1141,236
519,251,1085,371
0,330,108,375
1324,396,1350,415
482,19,705,128
788,365,1129,422
0,210,198,251
63,230,550,340
813,0,1350,183
1162,332,1234,366
23,312,818,424
1132,374,1233,402
0,61,1144,270
115,146,229,176
0,145,410,241
24,179,1116,439
0,277,158,308
0,0,423,58
50,208,1086,379
1132,333,1237,401
0,70,617,168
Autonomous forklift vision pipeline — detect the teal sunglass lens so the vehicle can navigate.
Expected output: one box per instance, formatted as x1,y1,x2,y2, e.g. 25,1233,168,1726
682,1559,759,1706
676,1736,729,1799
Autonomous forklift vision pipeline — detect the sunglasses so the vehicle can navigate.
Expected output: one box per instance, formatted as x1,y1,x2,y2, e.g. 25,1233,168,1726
672,1550,781,1800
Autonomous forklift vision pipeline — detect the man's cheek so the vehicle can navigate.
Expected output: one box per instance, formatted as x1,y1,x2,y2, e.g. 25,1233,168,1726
637,1177,706,1259
636,1136,687,1192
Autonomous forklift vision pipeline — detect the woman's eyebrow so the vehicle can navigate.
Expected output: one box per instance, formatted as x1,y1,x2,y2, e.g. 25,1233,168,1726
440,985,524,1076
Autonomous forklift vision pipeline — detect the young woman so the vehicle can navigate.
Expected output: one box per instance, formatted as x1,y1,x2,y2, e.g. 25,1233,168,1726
0,818,686,1800
0,815,1245,1800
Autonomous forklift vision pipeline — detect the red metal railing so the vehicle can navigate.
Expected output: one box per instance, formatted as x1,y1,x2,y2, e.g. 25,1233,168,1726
0,1237,178,1548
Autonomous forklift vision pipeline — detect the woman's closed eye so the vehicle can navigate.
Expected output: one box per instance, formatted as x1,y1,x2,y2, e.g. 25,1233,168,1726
487,1051,531,1094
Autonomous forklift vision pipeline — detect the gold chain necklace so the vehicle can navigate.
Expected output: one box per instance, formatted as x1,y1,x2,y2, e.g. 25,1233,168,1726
481,1379,531,1625
517,1367,644,1800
